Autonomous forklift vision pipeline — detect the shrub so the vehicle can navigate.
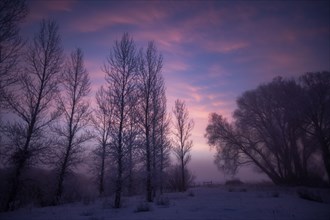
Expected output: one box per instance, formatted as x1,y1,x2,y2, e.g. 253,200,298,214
156,196,170,207
225,179,243,186
228,187,246,192
134,201,151,212
82,196,95,205
187,190,195,197
101,198,113,209
166,165,195,192
271,192,280,198
297,188,323,203
81,209,94,216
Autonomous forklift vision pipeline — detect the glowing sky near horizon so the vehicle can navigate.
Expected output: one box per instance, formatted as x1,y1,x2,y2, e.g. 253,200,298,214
22,0,330,182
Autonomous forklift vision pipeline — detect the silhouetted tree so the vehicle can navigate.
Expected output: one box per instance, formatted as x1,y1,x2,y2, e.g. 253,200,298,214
137,41,165,201
102,33,138,208
1,19,63,211
157,94,171,194
123,105,140,196
52,48,92,204
206,76,323,185
0,0,27,104
300,71,330,183
151,75,167,198
91,86,113,196
167,165,194,191
172,99,194,191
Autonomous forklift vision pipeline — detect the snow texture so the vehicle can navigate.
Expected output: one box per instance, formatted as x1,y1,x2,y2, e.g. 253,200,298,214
1,186,329,220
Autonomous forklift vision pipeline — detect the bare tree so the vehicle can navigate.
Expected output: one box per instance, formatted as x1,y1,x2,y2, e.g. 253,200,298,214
52,48,92,204
300,71,330,183
137,41,165,201
157,93,171,195
103,33,138,208
205,76,321,185
172,99,194,192
1,19,63,211
0,0,27,104
122,105,140,196
151,79,171,197
91,86,113,196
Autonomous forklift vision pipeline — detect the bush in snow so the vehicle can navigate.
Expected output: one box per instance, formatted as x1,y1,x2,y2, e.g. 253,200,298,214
166,165,195,192
80,209,94,216
156,195,170,207
187,190,195,197
271,192,280,198
225,178,244,186
297,188,324,203
134,201,151,212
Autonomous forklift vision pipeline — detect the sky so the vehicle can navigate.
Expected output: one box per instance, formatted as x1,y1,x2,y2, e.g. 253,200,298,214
21,0,330,183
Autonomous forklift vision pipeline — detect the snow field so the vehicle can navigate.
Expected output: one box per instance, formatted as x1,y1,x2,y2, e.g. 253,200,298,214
1,186,329,220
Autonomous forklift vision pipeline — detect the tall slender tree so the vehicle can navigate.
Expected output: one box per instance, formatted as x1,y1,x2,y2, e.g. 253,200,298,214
157,93,171,195
53,48,92,204
137,41,164,201
123,105,140,196
172,99,194,192
102,33,138,208
1,19,63,211
91,86,113,196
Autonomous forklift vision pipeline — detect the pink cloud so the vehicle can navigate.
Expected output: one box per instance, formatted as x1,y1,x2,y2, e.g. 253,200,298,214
69,3,168,33
24,0,76,24
68,2,253,55
44,0,75,12
164,60,190,74
166,78,235,126
203,40,249,53
134,29,188,56
207,64,232,80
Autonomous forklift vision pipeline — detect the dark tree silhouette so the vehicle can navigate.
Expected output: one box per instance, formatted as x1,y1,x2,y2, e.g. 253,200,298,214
91,86,113,196
52,48,92,204
156,93,171,194
300,71,330,183
137,41,165,201
206,75,326,185
102,33,138,208
1,19,63,211
172,99,194,191
0,0,27,103
123,104,140,196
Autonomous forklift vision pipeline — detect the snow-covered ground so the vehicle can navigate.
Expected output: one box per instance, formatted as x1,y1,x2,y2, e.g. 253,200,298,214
1,186,329,220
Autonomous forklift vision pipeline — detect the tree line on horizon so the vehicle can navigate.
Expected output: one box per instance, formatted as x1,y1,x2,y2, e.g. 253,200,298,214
0,0,194,212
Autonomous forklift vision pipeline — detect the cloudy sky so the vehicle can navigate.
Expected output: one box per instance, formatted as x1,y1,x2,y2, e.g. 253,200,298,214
22,0,330,182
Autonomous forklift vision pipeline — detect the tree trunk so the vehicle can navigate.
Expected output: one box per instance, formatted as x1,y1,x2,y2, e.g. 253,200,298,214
320,139,330,185
5,155,26,211
181,156,185,191
146,140,152,202
128,142,133,196
99,142,106,196
114,100,124,208
159,146,164,195
114,157,122,208
152,123,157,198
5,123,35,211
55,149,70,204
